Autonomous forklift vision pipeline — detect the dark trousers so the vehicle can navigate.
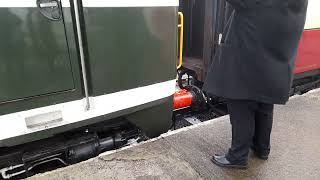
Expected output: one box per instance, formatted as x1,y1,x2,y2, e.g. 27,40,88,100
226,99,274,163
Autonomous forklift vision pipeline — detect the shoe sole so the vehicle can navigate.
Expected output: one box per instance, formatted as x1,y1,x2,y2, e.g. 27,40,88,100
211,158,248,169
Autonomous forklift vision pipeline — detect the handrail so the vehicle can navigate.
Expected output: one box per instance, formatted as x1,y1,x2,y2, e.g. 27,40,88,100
177,12,184,69
73,0,90,111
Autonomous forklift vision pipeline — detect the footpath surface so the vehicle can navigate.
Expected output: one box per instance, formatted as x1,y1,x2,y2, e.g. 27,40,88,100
29,90,320,180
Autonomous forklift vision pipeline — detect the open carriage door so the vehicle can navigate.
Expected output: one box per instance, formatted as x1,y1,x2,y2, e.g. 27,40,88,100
178,0,233,81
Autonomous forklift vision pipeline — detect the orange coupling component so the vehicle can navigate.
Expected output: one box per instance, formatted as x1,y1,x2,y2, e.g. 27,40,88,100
173,89,193,110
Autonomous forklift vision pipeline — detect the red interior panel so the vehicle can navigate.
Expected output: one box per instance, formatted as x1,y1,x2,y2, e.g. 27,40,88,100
294,29,320,74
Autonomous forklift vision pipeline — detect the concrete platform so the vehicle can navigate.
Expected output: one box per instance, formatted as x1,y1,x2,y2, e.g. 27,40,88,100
29,90,320,180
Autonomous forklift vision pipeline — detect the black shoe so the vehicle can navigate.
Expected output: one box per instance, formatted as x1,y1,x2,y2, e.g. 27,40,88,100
211,154,248,169
251,146,269,160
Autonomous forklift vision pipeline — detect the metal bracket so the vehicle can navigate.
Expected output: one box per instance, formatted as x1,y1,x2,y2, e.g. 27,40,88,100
0,164,25,179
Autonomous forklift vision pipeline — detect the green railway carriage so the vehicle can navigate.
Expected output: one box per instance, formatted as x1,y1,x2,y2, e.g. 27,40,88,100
1,0,320,179
0,0,178,176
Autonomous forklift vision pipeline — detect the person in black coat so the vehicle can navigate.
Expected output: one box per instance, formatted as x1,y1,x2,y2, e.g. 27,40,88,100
203,0,308,168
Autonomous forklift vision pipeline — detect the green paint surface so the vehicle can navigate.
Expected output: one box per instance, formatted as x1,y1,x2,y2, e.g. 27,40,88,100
0,7,83,115
0,5,177,145
83,7,177,95
0,6,177,118
0,8,75,103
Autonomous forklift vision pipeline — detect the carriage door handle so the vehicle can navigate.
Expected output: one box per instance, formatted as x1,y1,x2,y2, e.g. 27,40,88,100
37,0,62,21
39,1,58,8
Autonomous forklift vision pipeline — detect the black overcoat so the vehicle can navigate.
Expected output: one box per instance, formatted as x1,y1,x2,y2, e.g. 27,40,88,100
203,0,308,104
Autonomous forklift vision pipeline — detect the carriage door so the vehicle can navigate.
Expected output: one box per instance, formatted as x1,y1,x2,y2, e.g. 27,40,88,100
0,0,75,103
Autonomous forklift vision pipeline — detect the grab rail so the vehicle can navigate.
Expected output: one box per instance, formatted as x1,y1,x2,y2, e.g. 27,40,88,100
177,12,184,69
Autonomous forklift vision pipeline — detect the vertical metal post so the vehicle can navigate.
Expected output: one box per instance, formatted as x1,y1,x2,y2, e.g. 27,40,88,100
73,0,90,110
177,12,184,69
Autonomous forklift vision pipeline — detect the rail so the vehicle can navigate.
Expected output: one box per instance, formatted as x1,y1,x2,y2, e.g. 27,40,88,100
177,12,184,69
